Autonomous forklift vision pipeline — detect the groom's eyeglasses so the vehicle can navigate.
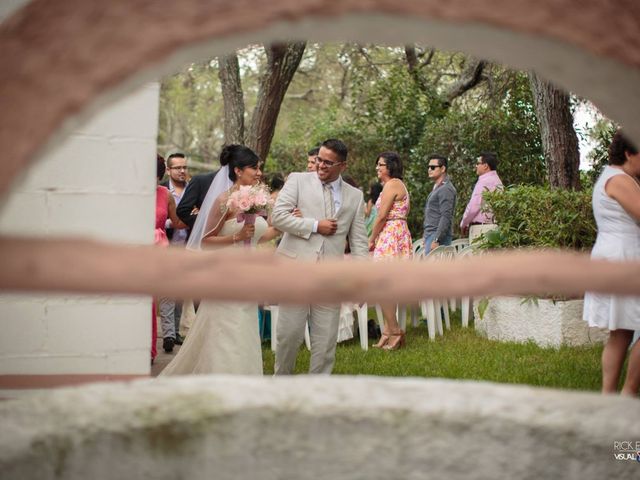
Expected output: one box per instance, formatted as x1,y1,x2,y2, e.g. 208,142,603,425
315,156,345,168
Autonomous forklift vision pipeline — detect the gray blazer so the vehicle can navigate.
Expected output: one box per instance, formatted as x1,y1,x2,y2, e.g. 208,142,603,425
272,172,368,261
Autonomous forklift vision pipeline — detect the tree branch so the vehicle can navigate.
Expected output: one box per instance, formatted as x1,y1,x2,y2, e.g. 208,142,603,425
443,60,486,107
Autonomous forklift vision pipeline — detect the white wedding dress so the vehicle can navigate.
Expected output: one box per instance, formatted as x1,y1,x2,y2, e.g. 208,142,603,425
160,216,267,376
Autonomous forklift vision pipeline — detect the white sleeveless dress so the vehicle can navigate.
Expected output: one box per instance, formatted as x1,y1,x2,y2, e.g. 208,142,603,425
583,166,640,330
160,216,267,375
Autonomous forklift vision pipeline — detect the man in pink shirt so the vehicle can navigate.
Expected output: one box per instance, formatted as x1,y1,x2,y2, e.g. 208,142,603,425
460,152,503,241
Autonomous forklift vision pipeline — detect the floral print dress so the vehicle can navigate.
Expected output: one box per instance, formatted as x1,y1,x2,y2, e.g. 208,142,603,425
373,189,412,260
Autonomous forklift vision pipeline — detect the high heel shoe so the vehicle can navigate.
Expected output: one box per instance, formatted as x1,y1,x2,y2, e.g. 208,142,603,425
372,332,390,348
383,331,405,351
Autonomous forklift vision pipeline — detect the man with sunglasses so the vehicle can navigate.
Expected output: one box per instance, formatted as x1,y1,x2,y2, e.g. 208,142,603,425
423,155,457,253
460,152,503,241
272,138,368,375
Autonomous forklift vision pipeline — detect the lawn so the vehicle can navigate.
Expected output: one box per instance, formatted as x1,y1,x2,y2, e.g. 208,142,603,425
261,311,605,392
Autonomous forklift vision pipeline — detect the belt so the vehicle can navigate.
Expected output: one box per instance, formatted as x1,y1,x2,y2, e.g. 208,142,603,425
470,222,485,226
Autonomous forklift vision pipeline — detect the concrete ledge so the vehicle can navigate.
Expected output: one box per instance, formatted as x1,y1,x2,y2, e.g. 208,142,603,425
0,376,637,479
475,297,608,348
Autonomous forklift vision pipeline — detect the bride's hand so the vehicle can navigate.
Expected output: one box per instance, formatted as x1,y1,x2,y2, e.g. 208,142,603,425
236,223,255,241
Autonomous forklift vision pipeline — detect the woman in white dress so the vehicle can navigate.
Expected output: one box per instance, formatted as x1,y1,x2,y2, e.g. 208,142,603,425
583,131,640,396
161,145,274,376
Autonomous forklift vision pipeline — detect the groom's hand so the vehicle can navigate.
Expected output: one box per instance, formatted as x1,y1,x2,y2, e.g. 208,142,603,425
317,219,338,236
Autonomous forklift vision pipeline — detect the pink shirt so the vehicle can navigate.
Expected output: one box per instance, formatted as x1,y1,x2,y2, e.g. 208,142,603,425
460,170,503,228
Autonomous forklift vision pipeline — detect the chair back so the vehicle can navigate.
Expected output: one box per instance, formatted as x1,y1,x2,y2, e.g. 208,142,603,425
412,239,424,257
423,245,456,261
451,238,469,254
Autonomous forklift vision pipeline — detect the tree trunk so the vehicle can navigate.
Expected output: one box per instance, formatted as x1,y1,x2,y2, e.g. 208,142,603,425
218,53,245,145
529,73,581,189
246,42,306,161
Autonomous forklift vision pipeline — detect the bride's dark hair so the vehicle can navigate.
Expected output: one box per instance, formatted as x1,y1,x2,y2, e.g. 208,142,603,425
220,144,260,181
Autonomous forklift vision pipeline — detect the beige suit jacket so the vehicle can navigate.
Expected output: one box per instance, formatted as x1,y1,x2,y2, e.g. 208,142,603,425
272,172,368,261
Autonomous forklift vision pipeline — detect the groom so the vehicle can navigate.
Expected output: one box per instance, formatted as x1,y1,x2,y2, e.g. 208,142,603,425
272,138,368,374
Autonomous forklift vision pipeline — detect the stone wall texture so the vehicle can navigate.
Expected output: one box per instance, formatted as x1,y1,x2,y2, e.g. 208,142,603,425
1,376,638,479
475,297,609,348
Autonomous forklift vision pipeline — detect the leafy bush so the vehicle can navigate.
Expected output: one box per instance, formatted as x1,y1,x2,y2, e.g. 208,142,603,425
480,185,596,250
404,73,546,239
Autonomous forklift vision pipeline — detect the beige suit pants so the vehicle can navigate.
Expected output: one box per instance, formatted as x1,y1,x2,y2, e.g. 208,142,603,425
275,303,341,375
469,223,498,243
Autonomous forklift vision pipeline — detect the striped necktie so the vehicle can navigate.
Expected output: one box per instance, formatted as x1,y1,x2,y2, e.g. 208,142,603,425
323,182,335,218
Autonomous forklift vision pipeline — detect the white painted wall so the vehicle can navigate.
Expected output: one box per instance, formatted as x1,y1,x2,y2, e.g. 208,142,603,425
0,83,159,381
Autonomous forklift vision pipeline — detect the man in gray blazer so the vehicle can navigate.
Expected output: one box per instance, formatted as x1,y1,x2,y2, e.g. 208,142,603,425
272,138,369,374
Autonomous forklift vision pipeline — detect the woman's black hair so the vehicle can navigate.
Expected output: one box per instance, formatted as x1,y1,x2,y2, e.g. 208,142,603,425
609,130,639,166
268,172,285,191
157,154,166,181
377,151,403,179
369,182,383,204
220,144,260,181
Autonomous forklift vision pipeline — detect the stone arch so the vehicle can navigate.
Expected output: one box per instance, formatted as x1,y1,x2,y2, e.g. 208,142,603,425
0,7,639,474
0,0,639,386
2,0,640,197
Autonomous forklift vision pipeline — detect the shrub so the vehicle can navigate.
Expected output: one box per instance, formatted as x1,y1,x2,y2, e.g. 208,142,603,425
480,185,596,250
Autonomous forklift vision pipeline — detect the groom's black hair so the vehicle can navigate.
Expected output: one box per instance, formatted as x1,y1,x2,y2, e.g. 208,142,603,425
321,138,348,162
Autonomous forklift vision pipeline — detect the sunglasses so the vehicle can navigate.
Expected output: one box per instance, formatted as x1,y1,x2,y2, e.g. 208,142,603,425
428,165,441,170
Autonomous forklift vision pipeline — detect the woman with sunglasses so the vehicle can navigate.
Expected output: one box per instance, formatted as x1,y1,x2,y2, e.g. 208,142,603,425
369,151,412,350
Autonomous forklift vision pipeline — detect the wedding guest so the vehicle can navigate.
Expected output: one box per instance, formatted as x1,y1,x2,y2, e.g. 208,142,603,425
423,154,456,253
160,152,190,348
152,155,187,360
583,131,640,396
368,152,412,350
176,169,218,231
460,152,503,241
365,182,383,237
307,146,319,172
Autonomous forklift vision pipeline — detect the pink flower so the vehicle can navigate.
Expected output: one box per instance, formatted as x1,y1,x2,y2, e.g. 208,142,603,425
238,198,252,211
226,183,273,214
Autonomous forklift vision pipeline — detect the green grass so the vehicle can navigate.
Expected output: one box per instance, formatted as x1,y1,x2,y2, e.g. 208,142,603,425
261,311,604,392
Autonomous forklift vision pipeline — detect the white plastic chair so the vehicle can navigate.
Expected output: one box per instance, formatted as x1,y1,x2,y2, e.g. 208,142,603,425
341,303,369,350
412,238,424,257
375,304,413,334
451,238,469,254
419,245,456,339
447,239,469,312
457,245,476,327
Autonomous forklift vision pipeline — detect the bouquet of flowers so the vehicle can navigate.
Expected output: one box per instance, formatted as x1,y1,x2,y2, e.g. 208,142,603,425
226,183,273,245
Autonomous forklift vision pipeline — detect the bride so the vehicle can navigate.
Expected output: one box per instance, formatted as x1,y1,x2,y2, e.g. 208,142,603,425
160,144,274,376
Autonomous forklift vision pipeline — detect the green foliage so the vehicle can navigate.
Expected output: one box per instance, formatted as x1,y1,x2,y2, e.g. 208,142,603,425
404,73,546,237
480,185,596,250
585,119,617,185
158,61,224,165
477,297,489,320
